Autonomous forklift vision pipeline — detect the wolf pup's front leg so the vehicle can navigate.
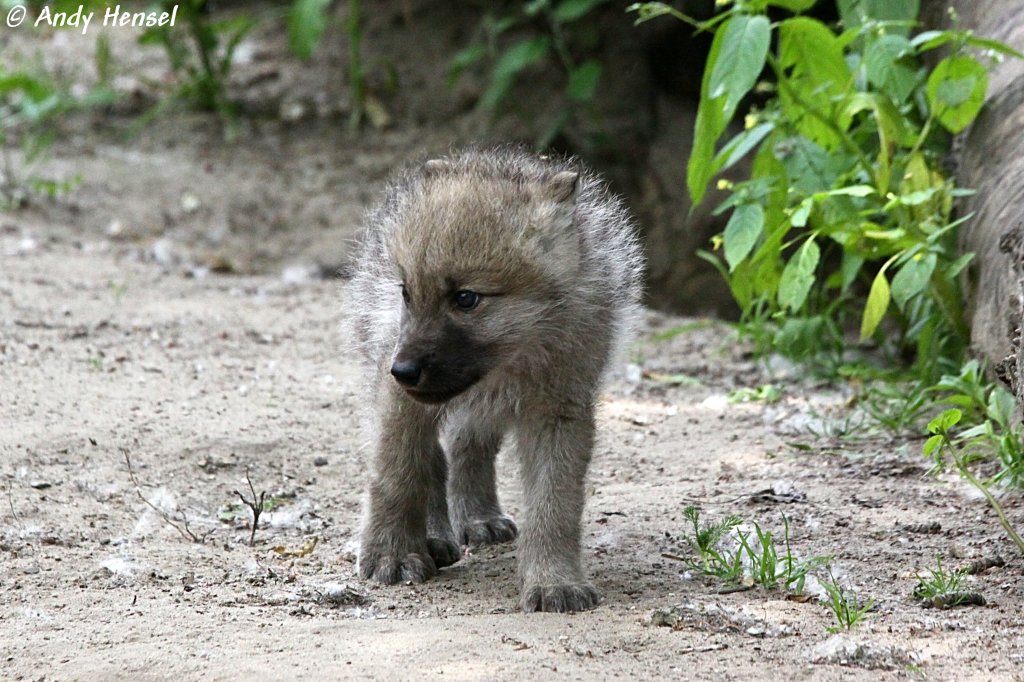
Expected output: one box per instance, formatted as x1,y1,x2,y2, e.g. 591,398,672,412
358,381,460,583
516,405,600,613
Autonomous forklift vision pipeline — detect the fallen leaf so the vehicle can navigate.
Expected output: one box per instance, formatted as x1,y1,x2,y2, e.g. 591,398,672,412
272,536,318,558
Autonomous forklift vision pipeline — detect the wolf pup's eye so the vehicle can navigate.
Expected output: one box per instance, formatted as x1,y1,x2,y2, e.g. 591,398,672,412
453,290,481,310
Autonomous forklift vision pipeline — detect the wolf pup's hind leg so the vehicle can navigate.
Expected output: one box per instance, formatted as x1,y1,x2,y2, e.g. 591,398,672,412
445,418,517,547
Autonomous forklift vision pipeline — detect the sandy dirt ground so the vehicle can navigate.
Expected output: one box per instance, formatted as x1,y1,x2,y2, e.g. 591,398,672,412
2,7,1024,681
3,239,1024,681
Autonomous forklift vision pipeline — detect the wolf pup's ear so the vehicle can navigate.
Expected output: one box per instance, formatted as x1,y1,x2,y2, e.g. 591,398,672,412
547,170,579,203
422,159,451,176
542,170,580,234
522,170,582,279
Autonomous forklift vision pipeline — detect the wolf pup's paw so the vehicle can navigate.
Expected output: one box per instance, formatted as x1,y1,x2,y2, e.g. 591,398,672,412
456,514,518,546
521,583,601,613
426,536,463,568
358,545,437,584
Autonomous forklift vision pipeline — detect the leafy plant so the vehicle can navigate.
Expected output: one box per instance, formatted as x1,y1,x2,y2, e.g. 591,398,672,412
736,513,827,591
913,555,967,604
925,408,1024,554
728,383,782,403
0,59,115,207
680,505,745,581
931,360,1024,486
343,0,365,130
631,0,1022,383
140,1,353,126
679,506,827,592
821,564,874,632
139,0,257,119
852,374,932,434
449,0,611,148
289,0,334,61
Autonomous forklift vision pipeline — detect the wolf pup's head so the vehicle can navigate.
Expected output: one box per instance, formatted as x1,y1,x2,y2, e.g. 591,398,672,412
384,156,582,404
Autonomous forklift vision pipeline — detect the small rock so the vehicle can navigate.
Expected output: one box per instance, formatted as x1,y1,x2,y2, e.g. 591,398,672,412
105,220,126,238
17,235,36,254
810,634,916,670
150,238,178,266
701,394,729,410
280,100,307,122
313,456,329,467
624,363,643,384
180,193,201,213
364,94,392,129
263,591,300,606
303,582,368,607
281,264,322,284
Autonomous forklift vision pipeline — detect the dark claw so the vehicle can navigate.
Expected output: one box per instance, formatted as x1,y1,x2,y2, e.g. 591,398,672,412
359,551,437,584
521,583,601,613
427,536,463,568
459,514,519,546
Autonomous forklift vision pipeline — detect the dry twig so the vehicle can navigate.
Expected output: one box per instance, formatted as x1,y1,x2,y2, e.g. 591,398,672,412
234,469,267,546
122,449,211,544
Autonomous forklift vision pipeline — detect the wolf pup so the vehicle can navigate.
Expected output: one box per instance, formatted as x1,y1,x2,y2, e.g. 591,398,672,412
349,147,643,612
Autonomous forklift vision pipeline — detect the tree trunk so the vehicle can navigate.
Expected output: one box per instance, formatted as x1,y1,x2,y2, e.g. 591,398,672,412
923,1,1024,405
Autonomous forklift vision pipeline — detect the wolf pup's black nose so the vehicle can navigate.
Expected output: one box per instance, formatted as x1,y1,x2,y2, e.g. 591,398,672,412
390,360,421,387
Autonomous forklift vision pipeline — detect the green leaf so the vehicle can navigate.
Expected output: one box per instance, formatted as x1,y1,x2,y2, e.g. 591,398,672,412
838,0,918,36
864,34,918,103
479,37,551,109
774,315,827,359
841,92,915,146
524,0,548,17
790,198,812,227
688,14,727,207
567,60,602,102
988,387,1016,426
553,0,606,22
723,203,765,271
448,44,487,86
778,18,853,148
713,122,775,174
766,0,817,10
626,2,685,25
288,0,332,60
707,15,771,119
776,136,838,194
891,253,936,309
927,55,988,134
450,44,487,71
912,30,1024,61
946,252,975,278
688,101,722,206
964,34,1024,61
927,408,962,434
778,238,820,311
859,269,890,340
840,251,863,294
891,187,939,207
687,14,772,206
922,434,943,457
816,185,875,198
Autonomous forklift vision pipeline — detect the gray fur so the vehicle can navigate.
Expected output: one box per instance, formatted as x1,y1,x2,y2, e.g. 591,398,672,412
347,146,643,612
